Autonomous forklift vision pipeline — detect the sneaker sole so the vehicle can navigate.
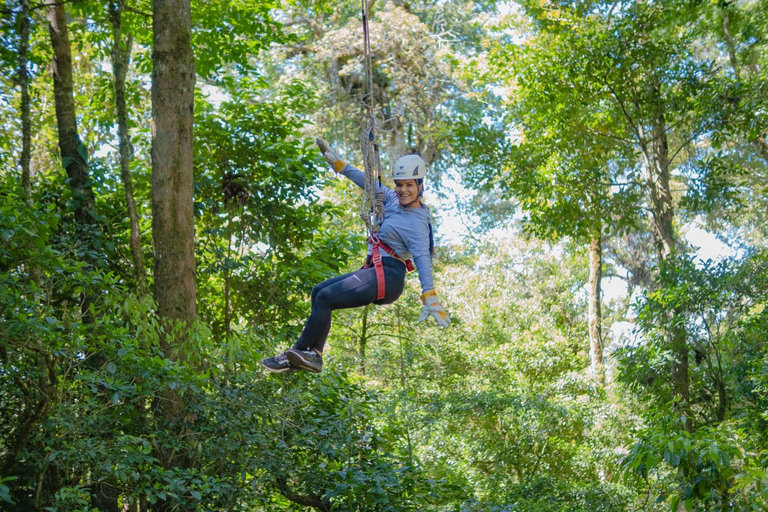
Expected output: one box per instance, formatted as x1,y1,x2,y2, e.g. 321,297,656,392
261,360,299,374
286,350,322,373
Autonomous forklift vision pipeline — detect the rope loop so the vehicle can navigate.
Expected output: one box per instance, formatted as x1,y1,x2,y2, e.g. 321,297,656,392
360,116,385,233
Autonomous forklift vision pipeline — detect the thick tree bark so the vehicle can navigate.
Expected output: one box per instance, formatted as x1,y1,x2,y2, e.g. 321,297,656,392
109,0,147,295
46,0,96,225
47,0,102,331
19,0,32,200
150,2,196,505
587,231,604,385
151,0,197,326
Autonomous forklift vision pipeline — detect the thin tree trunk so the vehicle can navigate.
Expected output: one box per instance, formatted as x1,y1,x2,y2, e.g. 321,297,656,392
19,0,32,201
641,89,690,422
46,0,96,226
224,206,233,339
587,231,604,386
151,0,196,327
109,0,147,295
718,3,768,163
721,3,741,82
645,118,675,260
359,305,369,375
0,351,54,478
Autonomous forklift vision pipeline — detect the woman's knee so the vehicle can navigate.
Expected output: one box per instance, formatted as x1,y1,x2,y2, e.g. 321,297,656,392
314,287,334,308
311,283,326,304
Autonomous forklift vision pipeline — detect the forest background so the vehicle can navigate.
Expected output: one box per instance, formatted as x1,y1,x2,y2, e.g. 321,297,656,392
1,0,767,510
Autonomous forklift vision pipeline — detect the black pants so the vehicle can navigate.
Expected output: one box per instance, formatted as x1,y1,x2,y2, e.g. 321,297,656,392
292,258,406,354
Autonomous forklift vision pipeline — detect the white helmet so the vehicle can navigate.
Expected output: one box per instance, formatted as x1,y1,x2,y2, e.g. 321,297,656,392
393,154,427,181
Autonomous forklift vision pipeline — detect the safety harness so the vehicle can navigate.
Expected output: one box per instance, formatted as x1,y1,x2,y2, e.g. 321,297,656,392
363,235,415,301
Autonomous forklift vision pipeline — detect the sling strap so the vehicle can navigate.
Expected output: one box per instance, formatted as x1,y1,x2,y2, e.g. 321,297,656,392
363,235,414,301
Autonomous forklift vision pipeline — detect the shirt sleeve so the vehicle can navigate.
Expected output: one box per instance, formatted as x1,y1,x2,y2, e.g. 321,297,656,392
340,163,397,205
339,163,365,189
405,216,434,294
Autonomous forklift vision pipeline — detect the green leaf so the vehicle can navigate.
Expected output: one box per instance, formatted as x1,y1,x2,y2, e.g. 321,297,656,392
76,143,89,163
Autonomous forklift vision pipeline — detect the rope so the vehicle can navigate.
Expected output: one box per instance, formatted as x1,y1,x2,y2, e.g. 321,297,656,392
359,0,384,233
361,0,374,117
360,117,385,232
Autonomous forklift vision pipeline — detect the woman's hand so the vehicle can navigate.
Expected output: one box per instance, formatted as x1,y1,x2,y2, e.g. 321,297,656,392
419,290,450,328
316,138,347,172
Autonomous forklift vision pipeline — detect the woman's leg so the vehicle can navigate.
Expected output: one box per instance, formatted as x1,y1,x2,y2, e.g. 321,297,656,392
293,267,379,353
293,259,406,354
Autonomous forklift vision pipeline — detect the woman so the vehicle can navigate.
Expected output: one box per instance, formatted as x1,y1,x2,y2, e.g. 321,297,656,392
262,139,450,374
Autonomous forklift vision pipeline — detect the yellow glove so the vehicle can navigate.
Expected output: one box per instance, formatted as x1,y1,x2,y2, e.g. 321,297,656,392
315,138,347,173
419,290,450,328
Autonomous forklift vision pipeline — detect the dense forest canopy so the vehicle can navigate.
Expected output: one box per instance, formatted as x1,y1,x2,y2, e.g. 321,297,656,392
1,0,767,510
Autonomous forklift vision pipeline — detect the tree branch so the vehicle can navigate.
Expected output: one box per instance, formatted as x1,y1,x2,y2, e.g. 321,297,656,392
275,476,332,511
124,4,151,18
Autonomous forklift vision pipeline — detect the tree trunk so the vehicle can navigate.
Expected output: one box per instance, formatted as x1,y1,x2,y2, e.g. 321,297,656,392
721,3,741,82
359,305,369,375
587,231,604,386
224,206,233,339
386,97,407,173
109,0,147,295
718,4,768,163
641,90,690,419
19,0,32,201
0,352,54,478
152,0,197,327
646,115,676,260
150,2,196,503
47,0,101,330
46,0,96,226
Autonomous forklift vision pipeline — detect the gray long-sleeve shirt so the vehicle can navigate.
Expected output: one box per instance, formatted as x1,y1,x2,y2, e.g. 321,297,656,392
340,163,434,293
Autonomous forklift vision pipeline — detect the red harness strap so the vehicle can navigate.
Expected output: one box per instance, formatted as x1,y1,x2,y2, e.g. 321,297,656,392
363,235,414,301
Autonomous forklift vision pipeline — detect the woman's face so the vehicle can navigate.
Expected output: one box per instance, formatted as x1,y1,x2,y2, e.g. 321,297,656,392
395,179,421,207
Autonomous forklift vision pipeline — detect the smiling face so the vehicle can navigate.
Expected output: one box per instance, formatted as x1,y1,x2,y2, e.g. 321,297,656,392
395,179,422,208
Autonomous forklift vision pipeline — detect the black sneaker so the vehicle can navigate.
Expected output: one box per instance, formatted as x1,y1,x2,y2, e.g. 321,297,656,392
286,348,323,373
261,351,299,373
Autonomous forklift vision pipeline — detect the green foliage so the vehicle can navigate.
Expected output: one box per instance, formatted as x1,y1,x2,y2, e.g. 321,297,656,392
193,0,286,81
621,413,765,511
194,78,359,336
2,0,768,509
615,252,768,510
618,254,768,417
459,477,632,512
